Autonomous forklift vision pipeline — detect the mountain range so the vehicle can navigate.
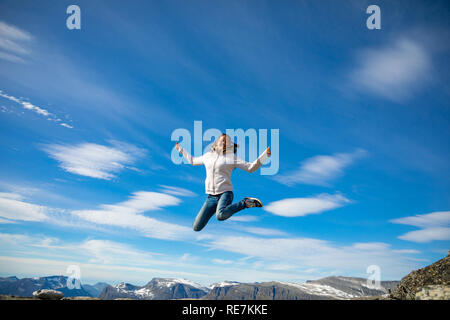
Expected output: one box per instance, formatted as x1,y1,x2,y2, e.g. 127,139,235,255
97,276,400,300
0,274,399,300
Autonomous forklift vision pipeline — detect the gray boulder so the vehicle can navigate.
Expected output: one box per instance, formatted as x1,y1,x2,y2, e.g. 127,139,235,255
32,289,64,300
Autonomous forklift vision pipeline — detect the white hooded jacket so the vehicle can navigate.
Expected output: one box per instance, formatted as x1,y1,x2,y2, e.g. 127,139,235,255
177,143,270,195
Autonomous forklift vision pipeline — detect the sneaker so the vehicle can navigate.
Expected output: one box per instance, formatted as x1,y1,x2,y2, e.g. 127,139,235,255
244,197,263,208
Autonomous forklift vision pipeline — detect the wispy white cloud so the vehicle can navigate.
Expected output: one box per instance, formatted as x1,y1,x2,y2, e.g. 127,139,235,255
0,217,15,224
390,211,450,243
158,185,197,197
274,149,367,187
71,191,192,241
41,141,146,180
228,215,259,222
202,234,423,280
0,192,24,200
0,51,26,63
0,90,49,115
0,208,427,285
0,229,422,284
180,253,196,262
349,37,431,102
0,187,193,242
0,21,31,41
0,233,211,285
393,249,421,254
390,211,450,228
351,242,390,251
396,228,450,243
0,191,105,232
78,239,165,265
241,226,288,237
0,233,65,254
0,89,73,128
264,193,351,217
0,181,86,208
212,258,233,265
0,192,49,222
0,232,314,286
0,191,100,231
0,37,30,55
0,232,169,268
0,189,429,283
0,21,32,63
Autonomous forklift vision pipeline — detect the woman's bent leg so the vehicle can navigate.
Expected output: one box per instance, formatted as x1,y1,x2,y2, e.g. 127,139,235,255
216,191,247,221
193,195,218,231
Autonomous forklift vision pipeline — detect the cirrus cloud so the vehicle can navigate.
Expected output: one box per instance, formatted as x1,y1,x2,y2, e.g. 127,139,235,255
0,89,73,128
274,149,367,187
390,211,450,243
264,193,351,217
0,192,48,222
41,140,147,180
349,36,431,102
202,234,422,280
0,21,32,63
71,191,192,241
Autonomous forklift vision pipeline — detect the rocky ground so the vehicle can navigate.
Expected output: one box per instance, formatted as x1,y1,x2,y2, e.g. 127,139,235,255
391,253,449,300
352,252,449,300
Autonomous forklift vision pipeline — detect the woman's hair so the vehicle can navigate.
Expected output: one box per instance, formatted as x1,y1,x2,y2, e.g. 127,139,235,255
210,133,239,154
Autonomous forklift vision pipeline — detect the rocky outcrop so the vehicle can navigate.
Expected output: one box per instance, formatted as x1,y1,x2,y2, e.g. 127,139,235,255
414,285,450,300
392,253,449,300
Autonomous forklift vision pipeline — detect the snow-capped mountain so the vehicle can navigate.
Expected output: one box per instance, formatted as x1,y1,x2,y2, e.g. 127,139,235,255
99,278,209,300
208,281,240,290
151,278,209,291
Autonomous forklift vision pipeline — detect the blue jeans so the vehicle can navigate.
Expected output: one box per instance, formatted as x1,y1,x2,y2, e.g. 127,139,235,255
193,191,247,231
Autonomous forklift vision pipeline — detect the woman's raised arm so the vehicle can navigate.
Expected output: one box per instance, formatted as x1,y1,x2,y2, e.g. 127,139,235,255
234,147,271,173
176,143,204,166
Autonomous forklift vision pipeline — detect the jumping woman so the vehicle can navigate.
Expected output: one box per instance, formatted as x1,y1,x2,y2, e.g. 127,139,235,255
175,133,271,231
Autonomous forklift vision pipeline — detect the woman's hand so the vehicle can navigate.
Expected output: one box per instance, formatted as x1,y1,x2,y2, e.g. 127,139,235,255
175,142,182,153
266,146,271,156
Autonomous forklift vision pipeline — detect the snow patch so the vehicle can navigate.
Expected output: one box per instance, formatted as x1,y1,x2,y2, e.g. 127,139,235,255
278,282,356,299
155,278,206,290
134,287,154,299
209,281,240,289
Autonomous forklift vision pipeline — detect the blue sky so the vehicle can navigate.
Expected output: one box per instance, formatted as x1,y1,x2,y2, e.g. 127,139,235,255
0,0,449,286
